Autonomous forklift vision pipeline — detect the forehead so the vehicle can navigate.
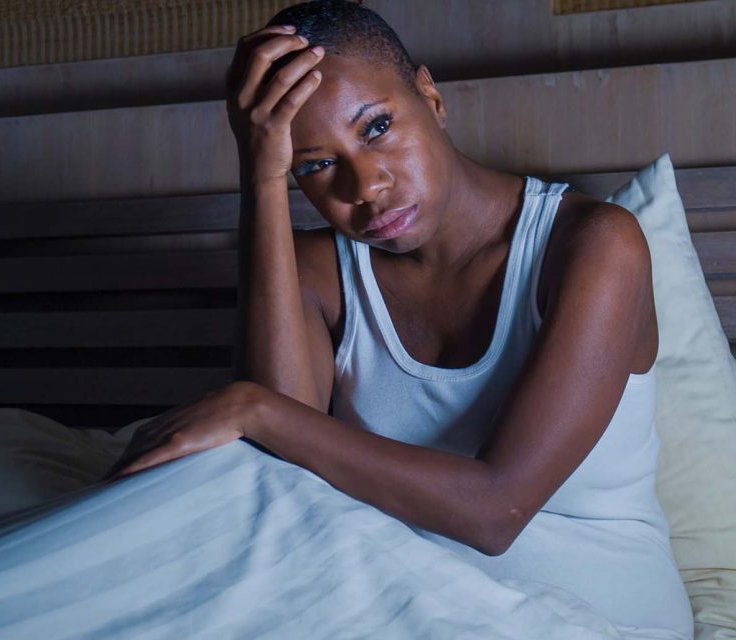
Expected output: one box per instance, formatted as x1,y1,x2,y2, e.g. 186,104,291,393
290,54,412,138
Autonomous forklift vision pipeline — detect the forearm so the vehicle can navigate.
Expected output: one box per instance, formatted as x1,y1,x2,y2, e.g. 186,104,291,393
233,173,321,409
247,389,517,556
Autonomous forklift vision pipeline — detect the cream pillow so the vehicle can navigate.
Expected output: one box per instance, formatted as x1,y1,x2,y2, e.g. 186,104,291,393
605,153,736,639
0,409,146,519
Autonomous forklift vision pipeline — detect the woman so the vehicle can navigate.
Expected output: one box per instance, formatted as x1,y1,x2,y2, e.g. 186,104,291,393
105,1,693,636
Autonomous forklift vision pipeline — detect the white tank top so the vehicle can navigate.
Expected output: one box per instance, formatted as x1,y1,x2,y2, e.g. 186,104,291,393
329,176,693,637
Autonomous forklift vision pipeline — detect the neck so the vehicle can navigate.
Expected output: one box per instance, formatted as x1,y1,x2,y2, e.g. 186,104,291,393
400,151,524,273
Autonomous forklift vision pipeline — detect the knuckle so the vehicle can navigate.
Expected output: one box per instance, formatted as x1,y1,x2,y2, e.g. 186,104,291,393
248,106,264,125
252,47,269,63
169,430,187,443
262,118,281,134
274,69,291,85
282,94,300,110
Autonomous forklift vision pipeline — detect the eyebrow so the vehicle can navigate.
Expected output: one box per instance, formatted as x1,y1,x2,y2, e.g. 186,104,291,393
293,98,389,155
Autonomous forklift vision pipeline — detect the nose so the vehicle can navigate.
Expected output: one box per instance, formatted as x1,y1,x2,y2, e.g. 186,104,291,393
342,152,393,205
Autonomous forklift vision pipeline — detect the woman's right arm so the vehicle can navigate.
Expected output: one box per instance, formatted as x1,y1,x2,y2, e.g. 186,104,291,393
226,26,333,413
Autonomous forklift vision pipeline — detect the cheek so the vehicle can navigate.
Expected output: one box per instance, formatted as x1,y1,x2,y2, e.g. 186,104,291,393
300,182,352,227
393,128,444,195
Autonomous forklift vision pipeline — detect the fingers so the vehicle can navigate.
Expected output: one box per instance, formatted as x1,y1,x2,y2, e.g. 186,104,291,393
106,429,193,479
256,45,324,116
115,438,189,477
270,69,323,127
234,34,311,110
226,25,297,91
102,417,177,481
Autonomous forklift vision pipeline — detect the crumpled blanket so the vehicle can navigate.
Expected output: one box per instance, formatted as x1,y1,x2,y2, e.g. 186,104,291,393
0,413,674,639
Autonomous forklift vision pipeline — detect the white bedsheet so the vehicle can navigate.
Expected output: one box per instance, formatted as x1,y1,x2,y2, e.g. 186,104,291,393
0,427,681,639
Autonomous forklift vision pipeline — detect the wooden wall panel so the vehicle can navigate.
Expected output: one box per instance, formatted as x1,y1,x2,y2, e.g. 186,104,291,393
553,0,705,14
3,0,734,117
2,57,735,203
0,48,234,117
0,368,231,405
365,0,736,81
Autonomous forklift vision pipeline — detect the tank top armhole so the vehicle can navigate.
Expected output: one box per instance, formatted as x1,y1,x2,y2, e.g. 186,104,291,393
332,231,359,380
529,246,545,332
529,183,572,332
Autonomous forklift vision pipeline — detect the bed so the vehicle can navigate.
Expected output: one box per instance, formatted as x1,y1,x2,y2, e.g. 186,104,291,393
0,56,734,638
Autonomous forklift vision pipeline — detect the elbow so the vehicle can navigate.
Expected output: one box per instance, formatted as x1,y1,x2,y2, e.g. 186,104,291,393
472,510,526,557
473,532,515,557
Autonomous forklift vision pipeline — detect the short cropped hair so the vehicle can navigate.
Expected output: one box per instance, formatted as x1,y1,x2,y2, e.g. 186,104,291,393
264,0,419,92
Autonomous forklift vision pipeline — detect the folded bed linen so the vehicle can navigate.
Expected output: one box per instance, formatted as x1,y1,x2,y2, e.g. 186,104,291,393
0,433,686,640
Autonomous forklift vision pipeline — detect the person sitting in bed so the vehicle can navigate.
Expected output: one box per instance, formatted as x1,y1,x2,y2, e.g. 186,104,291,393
105,1,693,636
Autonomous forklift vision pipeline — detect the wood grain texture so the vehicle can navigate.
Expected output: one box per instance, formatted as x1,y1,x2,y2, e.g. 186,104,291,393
547,166,736,209
553,0,705,15
3,0,735,115
0,0,308,68
692,232,736,274
365,0,736,82
0,310,236,348
0,251,237,293
0,191,325,240
0,368,232,405
2,58,736,202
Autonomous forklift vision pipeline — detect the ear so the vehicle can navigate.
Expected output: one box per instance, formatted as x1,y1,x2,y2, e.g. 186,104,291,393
414,64,447,129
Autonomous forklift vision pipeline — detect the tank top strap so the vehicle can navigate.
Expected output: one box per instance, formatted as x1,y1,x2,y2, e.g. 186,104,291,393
331,177,571,378
332,230,360,379
526,178,572,331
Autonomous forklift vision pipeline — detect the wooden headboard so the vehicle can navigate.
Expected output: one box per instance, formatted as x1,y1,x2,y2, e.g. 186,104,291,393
0,165,734,429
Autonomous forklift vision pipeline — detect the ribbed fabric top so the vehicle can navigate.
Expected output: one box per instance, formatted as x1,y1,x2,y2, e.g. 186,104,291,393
328,176,693,636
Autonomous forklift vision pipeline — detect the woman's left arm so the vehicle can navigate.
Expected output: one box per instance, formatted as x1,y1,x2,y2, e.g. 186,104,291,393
111,203,654,557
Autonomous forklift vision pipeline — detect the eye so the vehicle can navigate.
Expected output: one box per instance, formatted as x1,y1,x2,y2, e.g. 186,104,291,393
293,158,334,177
361,112,393,141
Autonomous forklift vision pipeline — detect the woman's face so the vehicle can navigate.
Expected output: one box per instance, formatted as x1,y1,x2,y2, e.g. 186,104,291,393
289,54,452,253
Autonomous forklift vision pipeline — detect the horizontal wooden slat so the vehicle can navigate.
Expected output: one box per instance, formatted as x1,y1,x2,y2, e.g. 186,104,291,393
0,251,237,293
0,310,236,348
1,233,730,293
3,58,736,202
0,289,236,313
1,167,731,244
714,297,736,342
0,231,237,258
0,191,326,240
550,167,736,211
1,299,731,349
685,207,736,233
0,368,232,405
668,166,736,210
692,232,736,274
706,278,736,297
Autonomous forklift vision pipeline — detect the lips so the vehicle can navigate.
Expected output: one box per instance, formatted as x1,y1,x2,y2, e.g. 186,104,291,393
364,205,417,232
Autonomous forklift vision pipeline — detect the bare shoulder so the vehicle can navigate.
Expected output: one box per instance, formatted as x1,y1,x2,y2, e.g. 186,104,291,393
292,228,344,333
539,189,657,372
552,190,649,258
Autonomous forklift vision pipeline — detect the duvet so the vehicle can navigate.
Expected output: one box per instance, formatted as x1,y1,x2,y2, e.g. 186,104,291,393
0,429,674,639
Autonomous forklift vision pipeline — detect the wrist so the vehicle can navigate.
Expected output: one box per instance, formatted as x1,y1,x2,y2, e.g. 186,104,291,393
240,171,288,195
235,380,272,441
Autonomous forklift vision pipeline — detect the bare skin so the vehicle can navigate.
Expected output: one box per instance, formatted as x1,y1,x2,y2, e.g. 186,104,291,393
103,26,658,556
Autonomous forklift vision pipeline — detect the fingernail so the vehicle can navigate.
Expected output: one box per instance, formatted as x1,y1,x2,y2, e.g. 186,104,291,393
282,25,296,31
298,35,308,44
312,45,324,57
